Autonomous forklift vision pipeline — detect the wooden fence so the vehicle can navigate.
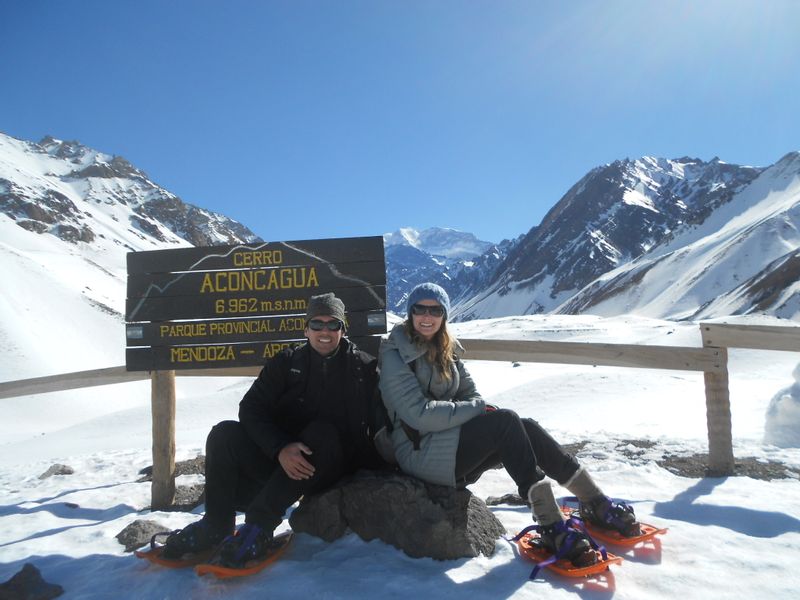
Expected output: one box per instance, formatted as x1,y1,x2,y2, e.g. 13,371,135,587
1,322,797,509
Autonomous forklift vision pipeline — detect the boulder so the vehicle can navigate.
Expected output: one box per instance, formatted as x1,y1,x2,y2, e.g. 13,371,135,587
171,484,205,512
38,464,74,480
116,519,170,552
485,492,527,507
290,471,505,560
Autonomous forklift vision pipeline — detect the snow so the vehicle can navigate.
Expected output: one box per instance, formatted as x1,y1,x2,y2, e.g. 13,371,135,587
2,317,799,599
621,186,658,212
765,363,800,448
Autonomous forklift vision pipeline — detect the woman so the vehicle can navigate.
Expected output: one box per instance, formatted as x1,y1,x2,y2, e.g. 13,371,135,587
379,283,640,567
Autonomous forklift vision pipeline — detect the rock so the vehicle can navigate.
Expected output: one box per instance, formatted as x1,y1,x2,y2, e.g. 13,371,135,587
38,464,74,480
290,486,348,542
485,493,527,507
138,455,205,481
168,484,205,512
290,471,506,560
0,563,63,600
116,519,170,553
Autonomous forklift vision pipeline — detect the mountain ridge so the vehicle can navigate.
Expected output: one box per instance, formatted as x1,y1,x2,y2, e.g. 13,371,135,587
2,129,797,370
451,154,800,321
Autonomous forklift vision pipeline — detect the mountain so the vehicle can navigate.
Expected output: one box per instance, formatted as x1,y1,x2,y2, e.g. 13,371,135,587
382,227,517,314
0,132,260,378
1,134,260,249
451,155,800,321
557,152,800,320
384,226,492,260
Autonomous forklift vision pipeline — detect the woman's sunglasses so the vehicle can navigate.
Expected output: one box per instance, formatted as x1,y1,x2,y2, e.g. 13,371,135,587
307,319,345,331
411,304,445,317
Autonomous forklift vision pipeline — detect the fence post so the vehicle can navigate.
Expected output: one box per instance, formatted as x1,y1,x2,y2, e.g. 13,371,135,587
151,370,176,510
700,334,735,475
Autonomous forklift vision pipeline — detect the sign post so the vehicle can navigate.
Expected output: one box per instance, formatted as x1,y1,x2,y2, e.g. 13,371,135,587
150,370,176,509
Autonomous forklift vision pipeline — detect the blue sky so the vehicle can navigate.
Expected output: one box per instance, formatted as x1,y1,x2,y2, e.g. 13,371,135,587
3,0,799,243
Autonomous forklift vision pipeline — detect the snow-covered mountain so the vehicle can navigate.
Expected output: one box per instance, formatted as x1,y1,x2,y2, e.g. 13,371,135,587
0,132,259,378
382,227,517,314
557,152,800,320
384,226,492,260
1,134,259,249
452,155,800,322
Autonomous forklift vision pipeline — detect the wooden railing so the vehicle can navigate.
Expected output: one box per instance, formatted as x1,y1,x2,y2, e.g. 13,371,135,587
1,322,797,509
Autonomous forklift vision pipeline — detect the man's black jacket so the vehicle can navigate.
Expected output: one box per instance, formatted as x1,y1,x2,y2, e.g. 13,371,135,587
238,338,383,469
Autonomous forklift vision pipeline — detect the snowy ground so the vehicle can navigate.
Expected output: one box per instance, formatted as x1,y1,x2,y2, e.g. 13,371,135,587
1,315,799,599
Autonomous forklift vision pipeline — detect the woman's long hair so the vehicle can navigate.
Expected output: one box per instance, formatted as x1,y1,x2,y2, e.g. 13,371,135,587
404,317,456,381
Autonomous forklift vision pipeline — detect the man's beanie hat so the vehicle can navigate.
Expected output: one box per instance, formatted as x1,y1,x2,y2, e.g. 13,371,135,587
306,292,346,324
407,282,451,320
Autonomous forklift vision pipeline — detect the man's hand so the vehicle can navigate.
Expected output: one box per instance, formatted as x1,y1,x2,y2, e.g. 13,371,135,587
278,442,315,480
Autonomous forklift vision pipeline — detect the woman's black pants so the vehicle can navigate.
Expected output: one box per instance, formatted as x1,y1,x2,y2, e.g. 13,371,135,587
454,408,580,498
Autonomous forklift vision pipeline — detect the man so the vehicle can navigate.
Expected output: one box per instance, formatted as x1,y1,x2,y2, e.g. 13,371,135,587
162,292,384,568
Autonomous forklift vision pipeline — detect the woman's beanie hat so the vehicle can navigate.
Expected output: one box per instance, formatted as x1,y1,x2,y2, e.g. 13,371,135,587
306,292,347,324
407,282,451,320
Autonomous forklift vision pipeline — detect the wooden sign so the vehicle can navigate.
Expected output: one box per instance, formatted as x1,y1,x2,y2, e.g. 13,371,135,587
126,236,386,371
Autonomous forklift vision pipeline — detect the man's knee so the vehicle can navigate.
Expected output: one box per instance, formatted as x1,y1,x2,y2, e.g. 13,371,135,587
206,420,255,466
207,420,242,449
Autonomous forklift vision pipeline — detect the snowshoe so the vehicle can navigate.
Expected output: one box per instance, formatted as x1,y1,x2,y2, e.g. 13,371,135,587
513,518,621,579
135,520,228,568
195,528,293,579
561,499,668,547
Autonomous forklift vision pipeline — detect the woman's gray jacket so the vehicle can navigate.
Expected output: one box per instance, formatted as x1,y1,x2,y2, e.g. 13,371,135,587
378,323,485,486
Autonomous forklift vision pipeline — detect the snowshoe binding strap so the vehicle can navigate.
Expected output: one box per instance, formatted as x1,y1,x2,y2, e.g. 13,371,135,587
222,523,266,565
149,530,176,551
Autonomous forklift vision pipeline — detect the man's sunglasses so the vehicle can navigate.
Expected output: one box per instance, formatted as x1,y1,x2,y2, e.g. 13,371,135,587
307,319,345,331
411,304,445,317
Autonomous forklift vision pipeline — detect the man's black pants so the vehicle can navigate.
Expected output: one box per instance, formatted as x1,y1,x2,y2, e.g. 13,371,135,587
454,408,580,497
203,420,346,534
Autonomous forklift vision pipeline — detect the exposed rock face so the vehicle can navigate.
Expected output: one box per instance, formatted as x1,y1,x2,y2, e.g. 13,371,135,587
289,471,506,560
0,134,261,248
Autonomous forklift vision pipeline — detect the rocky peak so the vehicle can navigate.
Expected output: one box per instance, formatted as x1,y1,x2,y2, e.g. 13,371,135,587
38,135,93,162
2,132,260,248
66,155,148,181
